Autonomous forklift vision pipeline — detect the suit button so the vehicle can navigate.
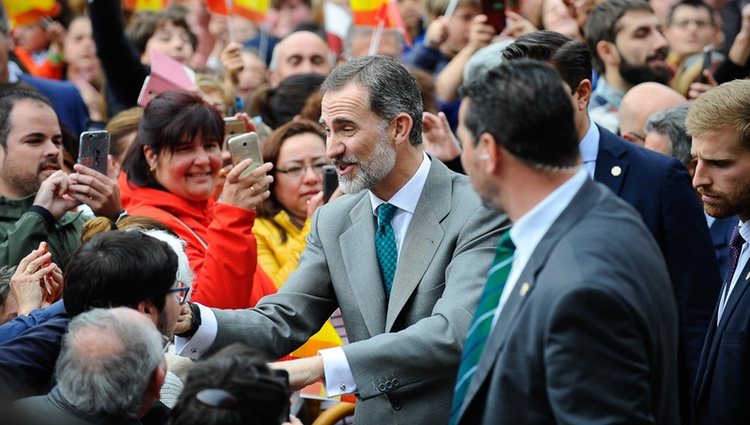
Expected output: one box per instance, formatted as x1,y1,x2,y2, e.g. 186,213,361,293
378,383,387,392
392,378,399,388
392,400,402,410
386,381,393,390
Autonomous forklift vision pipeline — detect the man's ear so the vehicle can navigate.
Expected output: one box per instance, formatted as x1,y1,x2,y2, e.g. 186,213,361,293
391,113,413,148
136,300,160,328
596,40,620,66
478,133,501,174
573,79,593,111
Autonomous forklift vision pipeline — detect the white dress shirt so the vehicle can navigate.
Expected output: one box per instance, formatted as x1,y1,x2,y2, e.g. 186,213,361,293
177,153,433,398
579,121,600,178
717,219,750,324
492,168,588,326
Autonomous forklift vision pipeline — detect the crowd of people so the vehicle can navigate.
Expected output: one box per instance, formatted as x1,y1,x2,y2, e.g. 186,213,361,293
1,0,750,423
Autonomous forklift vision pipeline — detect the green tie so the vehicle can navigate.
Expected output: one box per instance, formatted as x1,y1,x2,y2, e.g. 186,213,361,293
376,203,399,296
450,232,515,424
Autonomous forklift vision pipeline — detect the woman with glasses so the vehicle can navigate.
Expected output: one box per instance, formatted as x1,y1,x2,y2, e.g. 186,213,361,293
254,119,330,287
119,90,277,309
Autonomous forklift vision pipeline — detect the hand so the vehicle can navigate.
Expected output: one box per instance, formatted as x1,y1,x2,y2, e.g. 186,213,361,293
45,21,66,55
501,11,539,39
68,158,123,220
306,191,324,218
687,70,718,100
220,42,244,85
33,170,79,220
422,111,462,161
175,302,193,335
283,415,303,425
425,17,449,49
269,356,324,391
219,160,274,210
467,15,495,51
11,242,60,316
234,112,257,133
71,78,106,122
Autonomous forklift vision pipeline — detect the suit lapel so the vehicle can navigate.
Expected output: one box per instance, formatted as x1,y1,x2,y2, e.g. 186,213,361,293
386,160,450,331
594,126,628,196
341,195,388,337
459,178,603,420
695,259,750,403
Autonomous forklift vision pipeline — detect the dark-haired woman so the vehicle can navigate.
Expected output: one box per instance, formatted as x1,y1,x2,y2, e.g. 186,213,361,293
119,90,276,309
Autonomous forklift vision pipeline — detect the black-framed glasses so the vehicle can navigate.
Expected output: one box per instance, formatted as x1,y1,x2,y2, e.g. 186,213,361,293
275,163,328,178
168,280,190,305
195,389,239,409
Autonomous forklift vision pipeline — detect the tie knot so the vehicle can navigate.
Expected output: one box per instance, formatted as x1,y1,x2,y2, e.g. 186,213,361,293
377,203,398,225
730,226,745,250
498,231,515,252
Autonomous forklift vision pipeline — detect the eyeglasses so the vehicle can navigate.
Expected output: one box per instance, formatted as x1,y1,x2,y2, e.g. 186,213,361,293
195,389,239,409
168,280,190,305
275,163,328,178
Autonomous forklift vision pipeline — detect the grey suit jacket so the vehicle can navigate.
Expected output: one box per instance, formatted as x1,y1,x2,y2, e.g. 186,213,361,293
455,177,680,425
213,158,508,424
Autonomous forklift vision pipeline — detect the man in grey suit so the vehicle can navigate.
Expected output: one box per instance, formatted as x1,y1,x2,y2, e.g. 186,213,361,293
176,56,507,424
451,60,680,424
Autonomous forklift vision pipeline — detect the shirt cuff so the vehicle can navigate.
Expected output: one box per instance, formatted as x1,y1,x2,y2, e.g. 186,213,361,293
319,346,357,396
175,304,217,359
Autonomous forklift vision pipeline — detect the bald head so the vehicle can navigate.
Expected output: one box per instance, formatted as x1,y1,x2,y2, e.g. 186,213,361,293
269,31,331,86
619,82,687,144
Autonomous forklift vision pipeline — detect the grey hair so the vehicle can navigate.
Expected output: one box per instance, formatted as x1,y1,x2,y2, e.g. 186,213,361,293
0,265,16,307
55,308,163,418
645,104,691,165
140,228,194,288
321,55,423,145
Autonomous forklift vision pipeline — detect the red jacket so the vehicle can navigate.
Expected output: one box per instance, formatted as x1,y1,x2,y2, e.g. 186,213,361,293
119,174,276,308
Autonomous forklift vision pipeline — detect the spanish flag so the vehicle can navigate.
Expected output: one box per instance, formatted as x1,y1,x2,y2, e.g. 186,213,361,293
349,0,410,44
122,0,169,12
206,0,269,23
2,0,60,29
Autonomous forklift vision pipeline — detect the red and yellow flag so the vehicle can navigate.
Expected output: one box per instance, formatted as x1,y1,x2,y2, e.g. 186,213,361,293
122,0,170,12
206,0,269,23
2,0,61,29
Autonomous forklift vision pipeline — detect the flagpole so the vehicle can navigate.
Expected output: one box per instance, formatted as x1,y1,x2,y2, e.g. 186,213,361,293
368,19,384,56
443,0,459,19
225,0,236,42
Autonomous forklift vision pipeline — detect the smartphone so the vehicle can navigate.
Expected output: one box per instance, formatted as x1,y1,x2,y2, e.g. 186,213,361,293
78,130,110,174
481,0,507,34
700,44,714,84
227,132,263,178
322,165,338,203
224,117,246,149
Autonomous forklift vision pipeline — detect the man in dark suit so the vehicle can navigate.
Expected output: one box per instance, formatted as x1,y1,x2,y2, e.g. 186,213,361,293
502,31,721,408
175,56,508,424
688,79,750,424
451,59,679,425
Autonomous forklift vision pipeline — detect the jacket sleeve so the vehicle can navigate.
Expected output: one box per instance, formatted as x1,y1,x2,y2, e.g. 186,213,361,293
189,203,277,309
0,211,53,270
88,0,148,109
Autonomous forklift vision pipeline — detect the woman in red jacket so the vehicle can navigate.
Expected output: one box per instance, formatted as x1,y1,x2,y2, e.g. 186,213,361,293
119,90,276,308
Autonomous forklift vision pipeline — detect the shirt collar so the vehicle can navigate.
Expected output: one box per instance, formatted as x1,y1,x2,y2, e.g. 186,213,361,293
510,168,588,255
579,119,599,164
369,152,431,215
593,78,625,109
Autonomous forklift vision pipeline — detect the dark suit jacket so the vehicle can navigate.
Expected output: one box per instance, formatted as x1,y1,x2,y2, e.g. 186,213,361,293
595,126,721,388
693,253,750,424
709,216,738,279
455,177,680,425
211,159,508,424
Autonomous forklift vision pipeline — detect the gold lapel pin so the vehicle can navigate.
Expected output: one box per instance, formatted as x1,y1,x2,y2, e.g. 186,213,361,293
519,282,530,297
611,166,622,177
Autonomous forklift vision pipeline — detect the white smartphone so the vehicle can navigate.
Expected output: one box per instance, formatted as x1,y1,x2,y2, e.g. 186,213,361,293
227,132,263,178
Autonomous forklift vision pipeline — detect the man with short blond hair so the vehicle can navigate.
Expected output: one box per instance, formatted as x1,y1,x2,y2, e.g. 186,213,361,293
688,79,750,424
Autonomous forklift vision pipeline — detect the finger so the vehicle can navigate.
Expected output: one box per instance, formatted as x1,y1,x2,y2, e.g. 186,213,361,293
704,70,718,87
25,253,53,275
